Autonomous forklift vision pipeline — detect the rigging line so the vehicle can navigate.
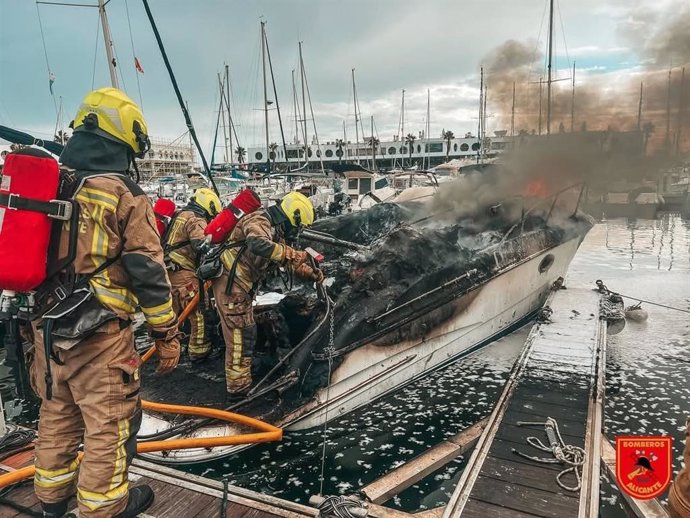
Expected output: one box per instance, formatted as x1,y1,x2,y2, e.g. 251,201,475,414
91,12,101,89
263,29,289,166
302,59,325,174
528,0,549,85
124,0,145,110
36,1,97,7
35,2,58,116
614,293,690,315
556,0,571,72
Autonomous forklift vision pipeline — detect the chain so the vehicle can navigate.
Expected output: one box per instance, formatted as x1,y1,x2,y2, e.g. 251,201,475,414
319,299,335,496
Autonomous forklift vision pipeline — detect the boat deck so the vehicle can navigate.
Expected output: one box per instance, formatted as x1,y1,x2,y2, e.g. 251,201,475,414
444,287,606,518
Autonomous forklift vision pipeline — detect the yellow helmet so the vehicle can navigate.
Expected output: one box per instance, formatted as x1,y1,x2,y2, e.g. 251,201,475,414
72,87,150,158
190,187,221,218
280,191,315,227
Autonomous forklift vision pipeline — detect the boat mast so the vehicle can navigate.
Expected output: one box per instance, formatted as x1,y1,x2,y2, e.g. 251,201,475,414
511,82,515,137
538,76,543,135
264,33,289,168
352,69,360,165
477,67,483,164
426,88,431,169
218,73,229,163
292,70,301,165
98,0,119,88
665,67,672,152
370,115,375,171
261,21,270,170
637,82,643,131
676,66,685,156
225,64,233,165
300,42,309,166
570,61,575,132
546,0,554,135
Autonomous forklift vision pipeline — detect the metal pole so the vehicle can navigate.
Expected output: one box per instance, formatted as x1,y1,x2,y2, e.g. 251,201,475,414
225,64,233,165
352,69,360,164
511,82,515,137
666,67,672,152
538,77,543,136
571,61,576,132
637,82,643,131
300,42,309,165
676,67,685,155
546,0,554,135
99,0,119,88
261,22,270,171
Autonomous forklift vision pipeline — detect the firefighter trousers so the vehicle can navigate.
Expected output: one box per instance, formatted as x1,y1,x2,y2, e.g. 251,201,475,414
212,272,257,394
30,319,142,518
170,269,210,359
670,418,690,518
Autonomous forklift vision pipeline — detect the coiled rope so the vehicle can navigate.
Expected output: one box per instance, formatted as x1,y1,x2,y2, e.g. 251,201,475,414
512,417,585,492
317,495,366,518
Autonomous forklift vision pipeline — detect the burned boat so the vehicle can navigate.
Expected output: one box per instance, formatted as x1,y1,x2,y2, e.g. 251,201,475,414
137,182,593,464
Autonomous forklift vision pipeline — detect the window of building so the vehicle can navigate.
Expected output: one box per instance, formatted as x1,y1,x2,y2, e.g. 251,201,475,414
388,146,396,155
453,143,458,152
316,150,321,157
426,143,443,153
471,143,480,151
336,149,343,157
287,149,299,158
417,144,422,153
308,149,313,158
255,152,263,160
269,151,276,160
460,143,469,151
400,146,407,155
325,149,333,157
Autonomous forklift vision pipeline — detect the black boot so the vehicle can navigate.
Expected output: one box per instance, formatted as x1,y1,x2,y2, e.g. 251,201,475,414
114,485,155,518
41,498,69,517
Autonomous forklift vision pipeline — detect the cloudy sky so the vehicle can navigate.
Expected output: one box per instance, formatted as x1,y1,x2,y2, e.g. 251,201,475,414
0,0,685,157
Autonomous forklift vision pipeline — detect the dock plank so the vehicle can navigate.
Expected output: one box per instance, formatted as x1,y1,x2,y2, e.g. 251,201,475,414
443,288,603,518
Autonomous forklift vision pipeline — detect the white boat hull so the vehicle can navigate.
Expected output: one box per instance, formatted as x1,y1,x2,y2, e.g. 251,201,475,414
282,234,582,430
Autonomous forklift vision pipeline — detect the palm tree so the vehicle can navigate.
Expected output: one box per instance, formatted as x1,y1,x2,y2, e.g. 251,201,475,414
235,146,246,164
367,136,380,171
405,133,416,168
335,139,345,164
441,129,455,162
269,142,278,170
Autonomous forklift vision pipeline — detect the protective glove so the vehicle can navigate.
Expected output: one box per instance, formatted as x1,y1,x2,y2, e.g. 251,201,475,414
155,336,180,375
283,246,308,268
294,263,325,283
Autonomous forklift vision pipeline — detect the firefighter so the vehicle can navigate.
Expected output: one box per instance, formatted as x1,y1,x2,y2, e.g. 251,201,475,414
669,418,690,518
212,192,323,397
164,187,221,361
30,88,180,518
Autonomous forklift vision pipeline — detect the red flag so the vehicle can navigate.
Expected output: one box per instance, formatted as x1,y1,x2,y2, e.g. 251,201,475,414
134,57,144,74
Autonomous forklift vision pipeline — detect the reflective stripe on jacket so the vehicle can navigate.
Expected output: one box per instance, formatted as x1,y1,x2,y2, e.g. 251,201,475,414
60,174,176,334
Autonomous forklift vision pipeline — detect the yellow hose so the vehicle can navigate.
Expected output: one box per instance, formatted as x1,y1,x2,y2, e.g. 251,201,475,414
0,400,282,488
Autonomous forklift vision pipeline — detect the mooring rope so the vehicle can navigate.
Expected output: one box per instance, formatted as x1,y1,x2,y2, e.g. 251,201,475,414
318,300,336,496
512,417,585,492
316,495,366,518
596,280,690,315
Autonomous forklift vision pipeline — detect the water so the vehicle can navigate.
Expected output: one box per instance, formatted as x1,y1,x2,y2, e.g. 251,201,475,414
2,214,689,515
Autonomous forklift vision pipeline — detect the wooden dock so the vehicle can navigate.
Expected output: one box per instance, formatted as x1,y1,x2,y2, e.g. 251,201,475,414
443,287,606,518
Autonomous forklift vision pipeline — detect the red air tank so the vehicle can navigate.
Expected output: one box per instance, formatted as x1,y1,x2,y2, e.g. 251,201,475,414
205,188,262,244
0,149,61,291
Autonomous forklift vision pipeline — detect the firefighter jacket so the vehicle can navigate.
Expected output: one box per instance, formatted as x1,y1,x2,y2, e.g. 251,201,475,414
59,173,177,337
165,209,207,271
220,210,288,293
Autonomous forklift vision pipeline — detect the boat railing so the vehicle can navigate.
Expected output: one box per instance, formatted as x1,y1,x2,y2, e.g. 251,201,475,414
483,182,586,270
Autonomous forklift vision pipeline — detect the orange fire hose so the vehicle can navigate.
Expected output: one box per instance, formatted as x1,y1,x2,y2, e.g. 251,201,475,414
0,400,282,488
0,281,283,489
141,281,211,363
